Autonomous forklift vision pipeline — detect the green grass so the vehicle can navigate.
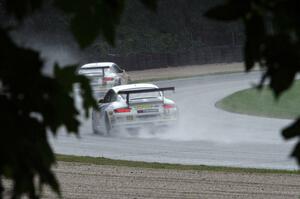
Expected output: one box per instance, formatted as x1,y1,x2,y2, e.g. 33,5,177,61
216,81,300,119
56,154,299,174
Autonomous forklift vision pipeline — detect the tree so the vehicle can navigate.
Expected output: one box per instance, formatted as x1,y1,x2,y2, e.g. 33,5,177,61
0,0,156,198
206,0,300,165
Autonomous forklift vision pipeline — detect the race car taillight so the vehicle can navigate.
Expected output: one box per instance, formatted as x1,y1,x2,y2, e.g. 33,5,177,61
102,77,114,84
114,107,131,113
103,77,114,81
163,104,175,109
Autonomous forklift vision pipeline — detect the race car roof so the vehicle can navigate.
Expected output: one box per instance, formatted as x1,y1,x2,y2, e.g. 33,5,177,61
112,83,159,93
80,62,116,68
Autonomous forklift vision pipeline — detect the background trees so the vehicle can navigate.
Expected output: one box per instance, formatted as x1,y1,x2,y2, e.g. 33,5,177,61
6,0,245,70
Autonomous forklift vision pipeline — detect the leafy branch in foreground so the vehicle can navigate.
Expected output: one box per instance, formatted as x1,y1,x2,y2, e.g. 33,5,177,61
0,0,157,198
206,0,300,164
0,27,96,198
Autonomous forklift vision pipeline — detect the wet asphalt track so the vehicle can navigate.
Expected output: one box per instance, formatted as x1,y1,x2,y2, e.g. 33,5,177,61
50,71,298,170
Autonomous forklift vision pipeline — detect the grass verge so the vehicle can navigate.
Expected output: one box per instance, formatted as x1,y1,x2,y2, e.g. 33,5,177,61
216,81,300,119
56,154,299,175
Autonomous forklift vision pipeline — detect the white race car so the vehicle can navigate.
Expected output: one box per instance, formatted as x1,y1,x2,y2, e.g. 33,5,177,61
78,62,129,98
92,83,178,135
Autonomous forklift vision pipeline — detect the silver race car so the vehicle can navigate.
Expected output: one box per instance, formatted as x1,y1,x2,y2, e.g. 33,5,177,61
92,83,178,135
78,62,129,98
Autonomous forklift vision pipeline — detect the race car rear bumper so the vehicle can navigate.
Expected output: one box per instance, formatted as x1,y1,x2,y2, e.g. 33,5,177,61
111,118,178,129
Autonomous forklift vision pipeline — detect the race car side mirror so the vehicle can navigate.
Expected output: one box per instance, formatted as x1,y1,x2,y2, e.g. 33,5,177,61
98,99,104,104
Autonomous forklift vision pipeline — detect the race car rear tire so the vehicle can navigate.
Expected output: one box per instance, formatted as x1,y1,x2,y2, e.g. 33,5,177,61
92,110,101,134
104,114,111,135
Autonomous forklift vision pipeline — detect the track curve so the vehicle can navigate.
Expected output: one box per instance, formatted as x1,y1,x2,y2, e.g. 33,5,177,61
50,71,298,170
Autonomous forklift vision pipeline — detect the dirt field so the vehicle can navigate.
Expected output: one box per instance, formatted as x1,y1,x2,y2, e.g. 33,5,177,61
42,162,300,199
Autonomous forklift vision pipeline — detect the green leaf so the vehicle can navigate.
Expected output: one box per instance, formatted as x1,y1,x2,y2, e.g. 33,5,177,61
70,11,102,49
282,118,300,140
205,1,251,21
244,14,265,71
54,64,97,118
291,142,300,165
54,0,125,47
244,39,255,71
260,35,299,97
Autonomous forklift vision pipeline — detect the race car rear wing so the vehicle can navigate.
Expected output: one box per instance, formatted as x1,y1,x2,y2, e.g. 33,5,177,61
78,66,110,77
118,87,175,105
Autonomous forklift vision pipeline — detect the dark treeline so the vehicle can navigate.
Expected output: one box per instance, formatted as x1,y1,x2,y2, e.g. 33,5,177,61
91,0,245,70
2,0,244,70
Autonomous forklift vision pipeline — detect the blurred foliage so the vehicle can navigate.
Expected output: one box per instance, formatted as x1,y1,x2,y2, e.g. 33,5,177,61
53,0,125,47
206,0,300,165
53,0,157,48
93,0,241,56
0,0,156,198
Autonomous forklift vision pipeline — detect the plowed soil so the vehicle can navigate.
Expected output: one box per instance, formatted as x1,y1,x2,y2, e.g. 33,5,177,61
44,162,300,199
